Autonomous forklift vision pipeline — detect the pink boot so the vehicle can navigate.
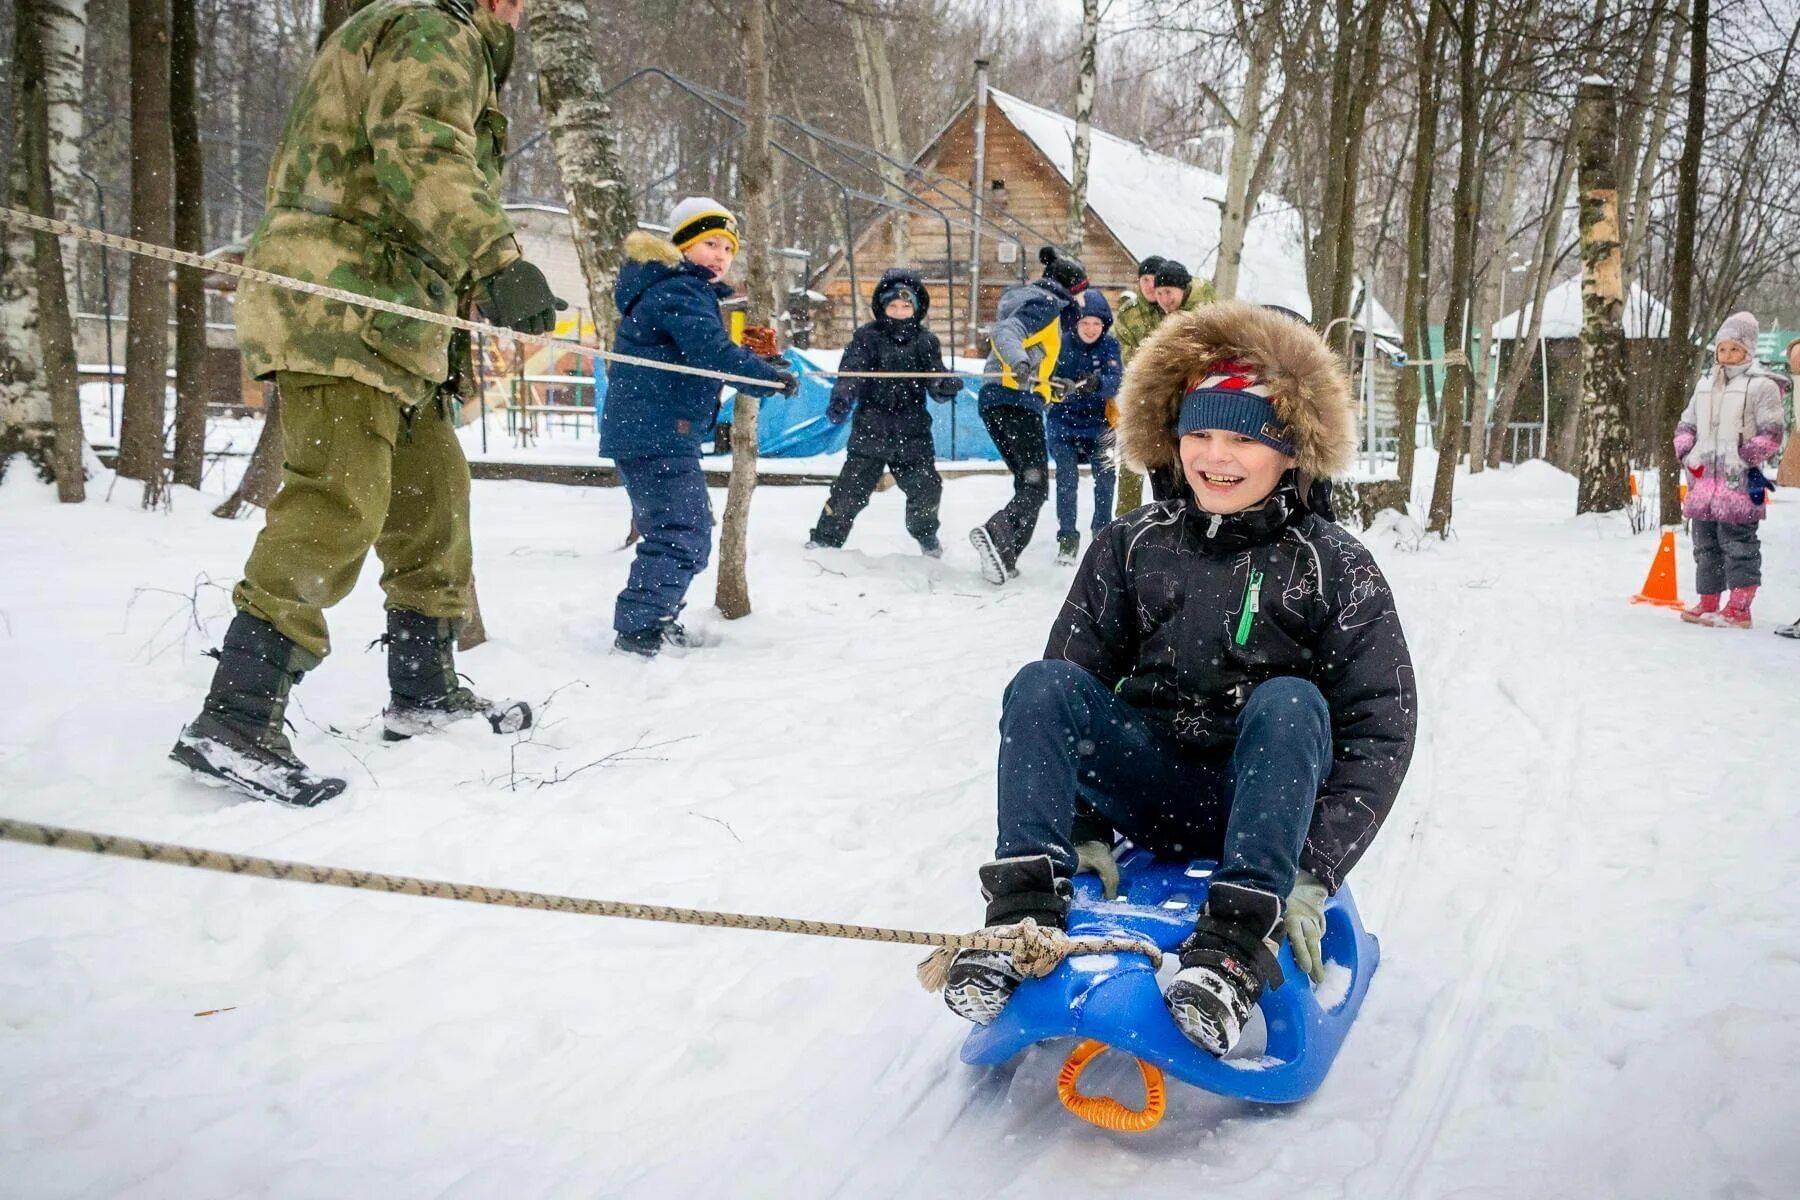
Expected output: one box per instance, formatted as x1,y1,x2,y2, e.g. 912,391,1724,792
1719,586,1758,629
1681,593,1723,625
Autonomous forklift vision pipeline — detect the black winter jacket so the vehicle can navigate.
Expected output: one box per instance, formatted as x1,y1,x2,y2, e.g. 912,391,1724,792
829,268,960,461
1046,478,1415,890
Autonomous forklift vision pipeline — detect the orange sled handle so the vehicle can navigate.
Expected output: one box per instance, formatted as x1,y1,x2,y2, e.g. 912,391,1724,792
1055,1038,1167,1133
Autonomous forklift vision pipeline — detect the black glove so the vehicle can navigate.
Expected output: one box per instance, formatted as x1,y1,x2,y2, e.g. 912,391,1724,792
1074,372,1102,396
1046,376,1074,402
770,369,800,397
479,259,566,335
929,373,964,399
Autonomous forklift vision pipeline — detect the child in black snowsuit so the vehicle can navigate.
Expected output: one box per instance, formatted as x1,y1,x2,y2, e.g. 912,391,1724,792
809,269,962,554
943,302,1417,1059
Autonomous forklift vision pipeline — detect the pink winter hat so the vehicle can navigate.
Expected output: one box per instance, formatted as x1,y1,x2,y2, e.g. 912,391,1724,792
1716,311,1759,357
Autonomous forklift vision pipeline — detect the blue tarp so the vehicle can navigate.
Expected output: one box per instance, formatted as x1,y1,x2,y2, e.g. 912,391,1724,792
595,349,999,460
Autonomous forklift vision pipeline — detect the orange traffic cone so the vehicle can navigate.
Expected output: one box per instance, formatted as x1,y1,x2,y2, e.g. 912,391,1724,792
1631,529,1684,608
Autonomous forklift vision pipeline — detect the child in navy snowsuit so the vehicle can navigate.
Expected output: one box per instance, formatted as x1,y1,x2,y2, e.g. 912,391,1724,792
601,198,796,657
808,269,962,554
969,247,1086,584
1046,288,1123,562
943,302,1416,1060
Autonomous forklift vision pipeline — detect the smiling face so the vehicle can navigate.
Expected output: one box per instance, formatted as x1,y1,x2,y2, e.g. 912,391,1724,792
1179,429,1296,514
1077,315,1104,344
883,297,915,321
684,234,736,281
1153,285,1186,314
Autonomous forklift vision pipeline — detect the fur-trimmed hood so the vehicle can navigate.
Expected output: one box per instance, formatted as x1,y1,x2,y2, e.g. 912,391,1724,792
1114,301,1356,479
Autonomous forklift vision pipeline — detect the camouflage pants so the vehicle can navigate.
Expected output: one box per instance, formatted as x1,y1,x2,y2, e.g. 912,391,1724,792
234,373,471,665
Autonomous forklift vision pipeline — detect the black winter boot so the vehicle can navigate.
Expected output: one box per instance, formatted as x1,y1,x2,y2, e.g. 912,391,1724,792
943,855,1073,1026
380,609,532,741
1055,533,1080,566
1164,882,1286,1056
613,617,701,659
169,612,346,808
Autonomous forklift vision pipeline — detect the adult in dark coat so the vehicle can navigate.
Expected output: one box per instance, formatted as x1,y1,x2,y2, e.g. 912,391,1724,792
808,268,962,552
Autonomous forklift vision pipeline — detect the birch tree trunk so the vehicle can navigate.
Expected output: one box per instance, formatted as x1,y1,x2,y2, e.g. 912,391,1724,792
0,0,86,499
1624,0,1689,287
1213,1,1281,301
170,0,207,489
530,0,639,344
1656,0,1706,527
1425,0,1481,535
714,0,773,621
41,0,85,303
1394,0,1445,490
1066,0,1098,256
849,7,908,262
1573,79,1630,515
118,0,173,509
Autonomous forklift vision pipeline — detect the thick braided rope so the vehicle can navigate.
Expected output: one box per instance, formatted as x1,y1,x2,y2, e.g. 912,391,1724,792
0,818,1160,987
0,206,990,385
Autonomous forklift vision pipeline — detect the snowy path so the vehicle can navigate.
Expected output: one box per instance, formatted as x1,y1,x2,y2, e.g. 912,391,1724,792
2,463,1796,1198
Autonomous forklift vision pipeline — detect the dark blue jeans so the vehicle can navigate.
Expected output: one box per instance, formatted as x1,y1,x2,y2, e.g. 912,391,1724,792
1048,432,1116,537
995,660,1331,898
613,454,712,636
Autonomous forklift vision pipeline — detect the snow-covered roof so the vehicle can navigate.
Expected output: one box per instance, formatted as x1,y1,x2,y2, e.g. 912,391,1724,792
1490,278,1671,340
988,89,1399,336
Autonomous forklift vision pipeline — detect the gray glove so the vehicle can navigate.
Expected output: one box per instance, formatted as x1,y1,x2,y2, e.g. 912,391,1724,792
1284,870,1329,985
1073,840,1120,900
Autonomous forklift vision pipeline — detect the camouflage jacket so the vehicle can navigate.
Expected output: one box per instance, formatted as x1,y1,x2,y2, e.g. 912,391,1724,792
1113,280,1214,363
234,0,520,403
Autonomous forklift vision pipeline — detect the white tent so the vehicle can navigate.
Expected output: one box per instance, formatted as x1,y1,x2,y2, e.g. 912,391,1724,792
990,90,1399,336
1489,278,1671,341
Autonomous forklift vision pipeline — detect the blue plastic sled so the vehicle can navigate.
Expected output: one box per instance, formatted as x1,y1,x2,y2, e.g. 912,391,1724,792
959,844,1380,1105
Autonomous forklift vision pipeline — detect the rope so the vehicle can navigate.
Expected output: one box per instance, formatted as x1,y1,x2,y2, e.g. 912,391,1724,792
0,817,1160,988
0,205,987,386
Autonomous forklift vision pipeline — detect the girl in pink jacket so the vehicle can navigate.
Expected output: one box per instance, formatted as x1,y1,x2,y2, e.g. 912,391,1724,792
1674,311,1786,628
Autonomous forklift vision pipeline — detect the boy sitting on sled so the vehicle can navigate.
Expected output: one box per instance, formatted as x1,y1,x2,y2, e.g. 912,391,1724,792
943,302,1417,1057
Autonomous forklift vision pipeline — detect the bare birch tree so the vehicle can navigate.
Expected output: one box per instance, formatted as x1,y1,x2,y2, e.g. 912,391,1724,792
1656,0,1707,526
1066,0,1098,255
530,0,640,343
1573,77,1630,515
849,5,909,261
715,0,774,621
170,0,207,489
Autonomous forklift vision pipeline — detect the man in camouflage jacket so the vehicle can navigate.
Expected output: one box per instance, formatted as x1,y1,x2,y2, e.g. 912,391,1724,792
172,0,560,808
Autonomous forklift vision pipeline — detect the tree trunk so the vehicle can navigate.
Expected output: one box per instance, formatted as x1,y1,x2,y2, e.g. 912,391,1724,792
118,0,173,508
1,0,84,491
1325,0,1390,348
170,0,207,489
714,0,773,621
1466,91,1528,475
1066,0,1098,255
1487,140,1575,468
1394,0,1445,490
1573,78,1630,515
0,0,86,499
1307,0,1357,337
849,7,908,262
1425,0,1481,535
1657,0,1706,527
1624,0,1690,288
1213,1,1281,301
1612,0,1672,302
530,0,639,345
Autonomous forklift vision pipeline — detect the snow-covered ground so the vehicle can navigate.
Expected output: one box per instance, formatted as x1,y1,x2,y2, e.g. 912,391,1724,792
1,454,1796,1198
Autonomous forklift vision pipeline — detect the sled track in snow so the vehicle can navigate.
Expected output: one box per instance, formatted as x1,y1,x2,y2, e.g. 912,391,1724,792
1359,593,1586,1199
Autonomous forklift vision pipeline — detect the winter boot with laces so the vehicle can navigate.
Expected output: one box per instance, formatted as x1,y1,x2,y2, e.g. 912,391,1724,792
169,612,346,808
1164,882,1286,1057
943,855,1073,1026
1055,533,1080,566
380,609,532,741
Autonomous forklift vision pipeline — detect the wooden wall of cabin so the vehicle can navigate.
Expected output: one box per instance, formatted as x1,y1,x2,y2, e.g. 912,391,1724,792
816,98,1138,355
